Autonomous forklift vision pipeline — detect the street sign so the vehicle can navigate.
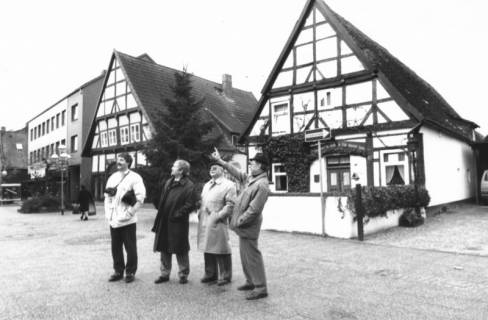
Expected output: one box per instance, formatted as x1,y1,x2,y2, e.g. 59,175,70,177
304,128,331,142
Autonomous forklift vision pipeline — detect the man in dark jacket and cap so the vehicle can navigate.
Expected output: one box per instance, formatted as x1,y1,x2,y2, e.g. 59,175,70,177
210,148,270,300
152,159,197,284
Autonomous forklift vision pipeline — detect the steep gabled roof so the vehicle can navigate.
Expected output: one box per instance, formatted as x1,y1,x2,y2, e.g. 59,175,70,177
82,50,257,156
242,0,477,142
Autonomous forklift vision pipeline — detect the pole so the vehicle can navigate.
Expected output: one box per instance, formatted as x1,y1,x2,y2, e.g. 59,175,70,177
60,167,64,215
318,141,325,236
355,183,364,241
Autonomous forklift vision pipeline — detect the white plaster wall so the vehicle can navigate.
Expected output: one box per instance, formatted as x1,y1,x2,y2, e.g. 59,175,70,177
421,126,475,206
309,158,327,193
350,155,367,186
261,196,323,234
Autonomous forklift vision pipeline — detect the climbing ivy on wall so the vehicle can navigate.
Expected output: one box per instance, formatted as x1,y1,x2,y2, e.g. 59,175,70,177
262,133,315,192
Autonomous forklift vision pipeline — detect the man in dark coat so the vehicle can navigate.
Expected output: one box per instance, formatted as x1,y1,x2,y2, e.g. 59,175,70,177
152,160,197,284
77,185,93,221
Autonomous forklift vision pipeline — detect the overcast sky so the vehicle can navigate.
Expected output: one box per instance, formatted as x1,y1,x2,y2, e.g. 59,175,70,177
1,0,487,134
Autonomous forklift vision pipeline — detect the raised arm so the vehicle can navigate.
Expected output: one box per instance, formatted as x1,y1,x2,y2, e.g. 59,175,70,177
210,147,247,185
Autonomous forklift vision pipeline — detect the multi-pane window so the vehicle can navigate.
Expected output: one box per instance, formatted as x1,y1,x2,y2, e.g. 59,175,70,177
30,129,33,141
46,119,50,134
108,129,117,146
120,126,129,145
62,110,66,126
70,135,78,153
272,163,288,192
100,132,108,147
130,123,140,142
51,116,55,131
56,114,60,128
71,104,79,121
271,101,290,135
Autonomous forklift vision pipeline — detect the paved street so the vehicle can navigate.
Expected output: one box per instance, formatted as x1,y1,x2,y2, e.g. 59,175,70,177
1,203,488,320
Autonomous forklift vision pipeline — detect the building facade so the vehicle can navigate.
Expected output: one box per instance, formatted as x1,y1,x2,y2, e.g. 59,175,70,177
82,51,257,200
241,0,478,206
0,126,28,185
27,74,104,201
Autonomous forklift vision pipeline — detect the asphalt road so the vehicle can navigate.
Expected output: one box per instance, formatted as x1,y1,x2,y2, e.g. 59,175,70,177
1,203,488,319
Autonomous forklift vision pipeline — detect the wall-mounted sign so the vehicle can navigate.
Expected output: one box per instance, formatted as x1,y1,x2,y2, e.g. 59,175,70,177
322,140,367,156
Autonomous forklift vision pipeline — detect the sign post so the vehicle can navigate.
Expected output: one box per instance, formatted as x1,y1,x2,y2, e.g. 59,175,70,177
305,128,331,237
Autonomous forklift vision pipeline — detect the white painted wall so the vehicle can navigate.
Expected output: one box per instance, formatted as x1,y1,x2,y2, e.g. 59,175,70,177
309,158,327,193
261,196,323,234
421,126,475,206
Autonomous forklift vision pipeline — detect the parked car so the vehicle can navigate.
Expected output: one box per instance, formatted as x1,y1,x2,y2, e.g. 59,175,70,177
481,170,488,203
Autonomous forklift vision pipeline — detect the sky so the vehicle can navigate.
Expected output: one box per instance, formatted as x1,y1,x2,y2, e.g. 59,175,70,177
1,0,487,134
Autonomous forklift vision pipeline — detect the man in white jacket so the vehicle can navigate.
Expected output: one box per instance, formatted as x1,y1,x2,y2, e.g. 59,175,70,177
105,153,146,283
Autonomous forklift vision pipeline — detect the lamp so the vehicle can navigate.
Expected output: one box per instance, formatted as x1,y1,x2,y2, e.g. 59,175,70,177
51,144,71,215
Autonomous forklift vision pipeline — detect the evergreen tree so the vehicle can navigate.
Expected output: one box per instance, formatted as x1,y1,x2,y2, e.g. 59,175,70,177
142,69,219,201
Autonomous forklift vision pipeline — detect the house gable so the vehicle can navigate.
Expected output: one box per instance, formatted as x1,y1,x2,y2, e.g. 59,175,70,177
243,0,476,143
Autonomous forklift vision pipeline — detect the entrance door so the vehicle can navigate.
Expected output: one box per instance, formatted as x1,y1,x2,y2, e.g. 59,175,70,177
326,155,351,192
328,168,351,192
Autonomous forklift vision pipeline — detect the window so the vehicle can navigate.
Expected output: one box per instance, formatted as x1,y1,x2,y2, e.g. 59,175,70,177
71,104,79,121
108,129,117,146
130,123,140,142
62,110,66,126
272,163,288,192
46,120,50,133
42,122,45,136
56,141,60,153
50,144,54,155
120,127,129,145
61,139,66,148
271,100,290,135
51,116,55,131
381,151,408,186
56,114,60,128
231,134,238,146
70,135,78,153
16,143,23,152
30,129,33,141
100,131,108,147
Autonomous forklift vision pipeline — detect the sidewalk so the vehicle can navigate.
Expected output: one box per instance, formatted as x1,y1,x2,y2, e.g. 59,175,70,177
1,204,488,320
366,203,488,256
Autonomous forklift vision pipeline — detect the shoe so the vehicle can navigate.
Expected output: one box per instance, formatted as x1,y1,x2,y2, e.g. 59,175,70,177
217,279,231,286
154,276,169,284
125,274,135,283
246,291,268,300
237,283,255,291
84,216,88,221
179,277,188,284
200,276,217,284
108,273,123,282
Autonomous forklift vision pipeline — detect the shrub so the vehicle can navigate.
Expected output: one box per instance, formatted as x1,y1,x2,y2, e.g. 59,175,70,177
348,185,430,218
18,195,73,214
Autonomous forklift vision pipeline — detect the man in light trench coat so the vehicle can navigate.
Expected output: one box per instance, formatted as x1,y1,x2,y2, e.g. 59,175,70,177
197,162,236,286
210,148,270,300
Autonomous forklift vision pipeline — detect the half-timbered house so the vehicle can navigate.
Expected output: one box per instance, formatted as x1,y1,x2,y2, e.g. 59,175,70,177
82,50,257,200
242,0,478,207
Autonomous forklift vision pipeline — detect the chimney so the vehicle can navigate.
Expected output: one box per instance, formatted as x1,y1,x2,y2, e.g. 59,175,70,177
1,126,5,133
222,74,232,96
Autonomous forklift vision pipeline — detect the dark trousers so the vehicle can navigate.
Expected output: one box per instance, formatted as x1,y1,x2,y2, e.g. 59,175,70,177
110,223,137,275
239,237,267,293
160,251,190,279
203,253,232,281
